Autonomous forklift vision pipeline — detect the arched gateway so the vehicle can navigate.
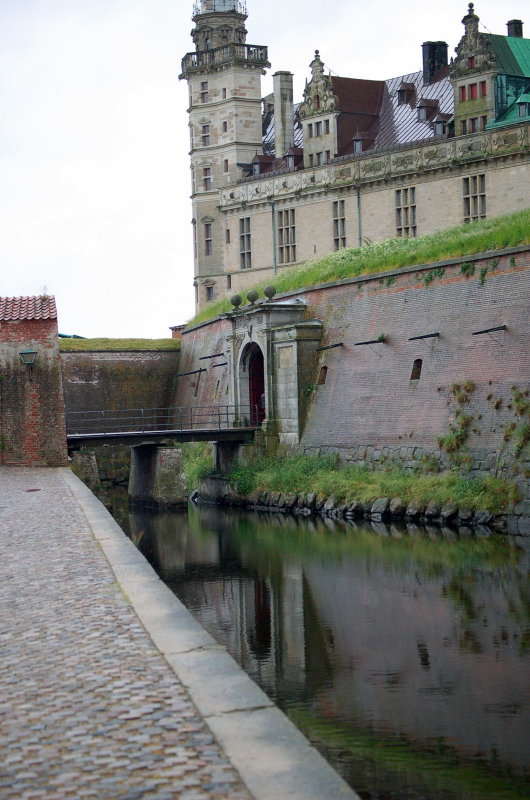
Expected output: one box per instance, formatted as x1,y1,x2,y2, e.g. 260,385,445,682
239,342,266,425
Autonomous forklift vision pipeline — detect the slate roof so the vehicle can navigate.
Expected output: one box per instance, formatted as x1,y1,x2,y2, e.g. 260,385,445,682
375,66,453,150
0,296,58,321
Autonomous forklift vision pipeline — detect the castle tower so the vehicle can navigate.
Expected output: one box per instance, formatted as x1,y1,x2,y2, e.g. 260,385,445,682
180,1,270,310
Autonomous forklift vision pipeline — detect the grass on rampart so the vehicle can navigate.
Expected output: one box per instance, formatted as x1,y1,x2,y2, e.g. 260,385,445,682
59,338,180,352
190,208,530,326
228,453,519,513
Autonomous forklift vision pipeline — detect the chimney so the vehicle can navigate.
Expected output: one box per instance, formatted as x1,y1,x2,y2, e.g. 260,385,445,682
507,19,523,37
273,71,294,158
422,41,448,85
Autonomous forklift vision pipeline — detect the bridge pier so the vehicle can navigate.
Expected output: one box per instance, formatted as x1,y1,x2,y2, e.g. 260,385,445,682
214,440,241,476
129,445,187,507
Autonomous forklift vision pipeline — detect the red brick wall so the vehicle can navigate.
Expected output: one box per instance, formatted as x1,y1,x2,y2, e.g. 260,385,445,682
0,318,67,467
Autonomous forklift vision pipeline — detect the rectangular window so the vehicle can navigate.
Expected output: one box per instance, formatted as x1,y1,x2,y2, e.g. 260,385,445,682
205,286,213,302
202,167,212,191
460,120,467,135
324,119,330,134
396,186,417,238
201,124,210,146
460,86,466,102
468,56,475,69
332,200,346,250
470,117,477,133
222,87,227,99
463,174,486,222
307,123,313,138
469,83,478,99
316,151,323,166
309,154,314,167
277,208,296,264
204,222,213,255
200,81,209,103
480,80,487,97
222,120,228,132
481,115,487,130
225,228,230,244
325,150,331,163
224,158,229,172
315,121,322,136
353,139,362,153
239,217,251,269
226,274,232,290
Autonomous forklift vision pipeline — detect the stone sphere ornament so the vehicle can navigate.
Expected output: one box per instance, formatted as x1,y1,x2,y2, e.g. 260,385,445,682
264,285,277,301
246,289,259,305
230,294,242,308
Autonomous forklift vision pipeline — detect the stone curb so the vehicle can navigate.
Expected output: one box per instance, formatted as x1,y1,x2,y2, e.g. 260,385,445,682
59,468,359,800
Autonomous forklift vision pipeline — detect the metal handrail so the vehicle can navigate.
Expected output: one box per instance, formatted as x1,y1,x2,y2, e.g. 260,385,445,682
65,405,260,436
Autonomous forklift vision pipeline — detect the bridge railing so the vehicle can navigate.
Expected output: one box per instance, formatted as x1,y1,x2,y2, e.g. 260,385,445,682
65,405,260,436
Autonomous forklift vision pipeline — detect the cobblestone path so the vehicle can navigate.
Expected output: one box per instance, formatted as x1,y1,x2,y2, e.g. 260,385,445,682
0,468,251,800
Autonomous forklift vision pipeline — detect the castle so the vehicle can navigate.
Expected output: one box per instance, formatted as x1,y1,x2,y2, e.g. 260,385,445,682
180,2,530,312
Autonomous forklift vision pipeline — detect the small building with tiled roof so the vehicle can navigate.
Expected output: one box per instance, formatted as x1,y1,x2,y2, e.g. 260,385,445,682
0,296,67,467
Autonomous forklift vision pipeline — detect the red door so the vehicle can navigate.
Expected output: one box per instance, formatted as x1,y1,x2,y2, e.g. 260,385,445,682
248,347,265,424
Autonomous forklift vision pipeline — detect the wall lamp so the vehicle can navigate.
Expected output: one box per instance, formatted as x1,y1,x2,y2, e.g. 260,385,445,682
19,350,37,379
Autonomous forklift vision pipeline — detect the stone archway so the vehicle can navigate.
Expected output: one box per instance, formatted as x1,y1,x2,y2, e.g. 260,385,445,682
239,342,265,425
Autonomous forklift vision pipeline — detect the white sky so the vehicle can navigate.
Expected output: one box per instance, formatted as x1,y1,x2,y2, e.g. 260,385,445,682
0,0,527,337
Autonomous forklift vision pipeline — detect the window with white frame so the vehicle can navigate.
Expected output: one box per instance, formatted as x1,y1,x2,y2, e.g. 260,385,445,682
396,187,417,238
204,222,212,255
239,217,251,269
333,200,346,250
278,208,296,264
463,174,486,222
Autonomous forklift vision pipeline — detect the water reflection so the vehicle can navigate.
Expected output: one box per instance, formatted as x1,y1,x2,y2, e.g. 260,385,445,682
118,500,530,800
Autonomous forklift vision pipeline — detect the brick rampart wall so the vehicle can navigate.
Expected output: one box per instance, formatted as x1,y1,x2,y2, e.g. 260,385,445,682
0,318,67,467
61,351,181,413
178,246,530,507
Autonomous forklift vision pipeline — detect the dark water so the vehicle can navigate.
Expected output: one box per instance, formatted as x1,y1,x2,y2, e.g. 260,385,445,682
110,492,530,800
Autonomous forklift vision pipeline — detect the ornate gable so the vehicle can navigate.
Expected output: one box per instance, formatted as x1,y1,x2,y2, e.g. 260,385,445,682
450,3,497,78
299,51,339,118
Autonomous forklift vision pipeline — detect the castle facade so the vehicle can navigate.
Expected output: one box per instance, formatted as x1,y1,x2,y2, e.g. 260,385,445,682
180,2,530,311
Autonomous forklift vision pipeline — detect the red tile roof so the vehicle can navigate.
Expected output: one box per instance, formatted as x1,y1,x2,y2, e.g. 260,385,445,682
0,296,58,321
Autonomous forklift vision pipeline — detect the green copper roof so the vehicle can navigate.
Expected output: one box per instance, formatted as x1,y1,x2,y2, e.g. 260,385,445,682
485,34,530,77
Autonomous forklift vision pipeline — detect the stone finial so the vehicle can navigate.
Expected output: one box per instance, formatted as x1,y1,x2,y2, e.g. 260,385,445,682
462,2,479,36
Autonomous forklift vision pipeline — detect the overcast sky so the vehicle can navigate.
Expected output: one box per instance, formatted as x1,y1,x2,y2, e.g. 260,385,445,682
0,0,527,338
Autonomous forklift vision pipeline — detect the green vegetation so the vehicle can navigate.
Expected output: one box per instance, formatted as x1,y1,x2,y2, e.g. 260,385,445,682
189,208,530,326
59,338,180,352
228,453,518,513
181,442,213,492
287,709,530,800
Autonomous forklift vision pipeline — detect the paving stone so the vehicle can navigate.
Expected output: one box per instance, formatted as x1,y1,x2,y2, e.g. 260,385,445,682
0,467,252,800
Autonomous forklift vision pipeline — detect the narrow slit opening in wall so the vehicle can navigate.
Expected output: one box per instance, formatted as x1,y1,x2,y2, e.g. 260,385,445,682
410,358,422,381
317,366,328,385
194,370,202,398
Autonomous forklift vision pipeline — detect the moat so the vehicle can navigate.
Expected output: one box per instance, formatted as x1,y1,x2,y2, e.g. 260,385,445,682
110,491,530,800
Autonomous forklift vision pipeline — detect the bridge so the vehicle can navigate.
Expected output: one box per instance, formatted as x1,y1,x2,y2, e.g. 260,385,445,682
66,405,260,450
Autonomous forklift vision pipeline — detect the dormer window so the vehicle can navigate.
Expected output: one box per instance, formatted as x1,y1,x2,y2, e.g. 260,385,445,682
353,138,363,154
397,89,407,104
468,56,475,69
518,99,529,117
286,154,295,169
434,120,446,135
252,162,260,176
418,105,427,121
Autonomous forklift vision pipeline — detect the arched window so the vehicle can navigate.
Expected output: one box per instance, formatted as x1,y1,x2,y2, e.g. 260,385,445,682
410,358,422,380
317,365,328,385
